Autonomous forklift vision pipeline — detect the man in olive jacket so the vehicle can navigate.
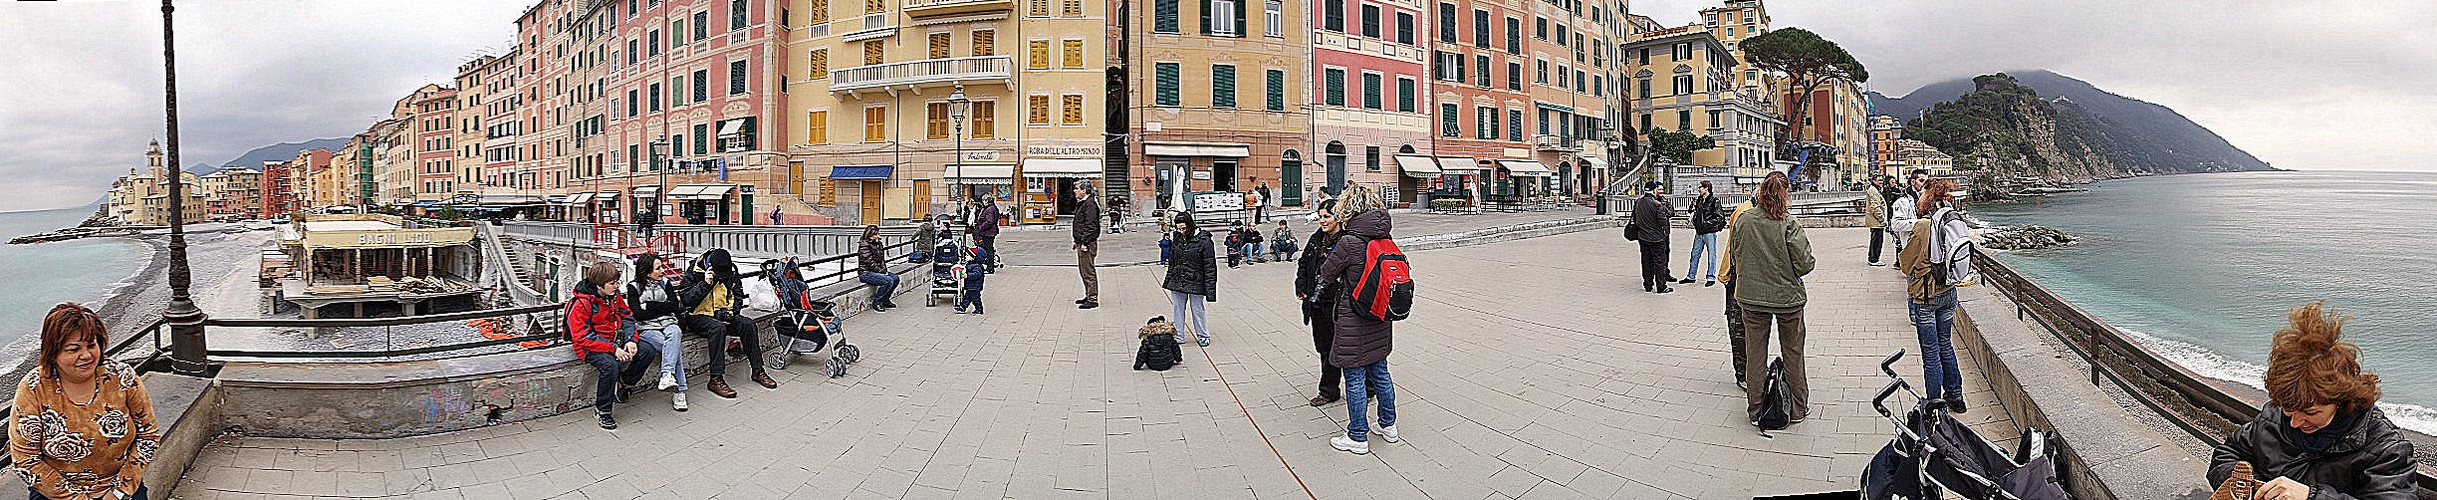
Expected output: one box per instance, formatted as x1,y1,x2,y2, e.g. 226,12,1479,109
1072,181,1102,309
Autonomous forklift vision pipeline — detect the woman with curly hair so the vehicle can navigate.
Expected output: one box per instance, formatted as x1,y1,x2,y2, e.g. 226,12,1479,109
2208,301,2416,499
9,303,161,500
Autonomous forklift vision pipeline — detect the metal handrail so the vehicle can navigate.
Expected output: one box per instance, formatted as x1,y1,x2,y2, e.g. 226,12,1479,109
1970,249,2437,490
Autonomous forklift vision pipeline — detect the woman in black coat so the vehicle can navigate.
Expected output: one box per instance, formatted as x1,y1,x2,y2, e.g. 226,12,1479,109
1162,212,1219,347
1294,200,1342,406
1319,185,1398,454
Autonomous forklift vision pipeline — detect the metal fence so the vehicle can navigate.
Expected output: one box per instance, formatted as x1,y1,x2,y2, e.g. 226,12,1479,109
500,221,919,261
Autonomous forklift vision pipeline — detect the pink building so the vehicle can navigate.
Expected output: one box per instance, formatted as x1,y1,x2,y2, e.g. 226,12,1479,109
411,87,461,202
1309,0,1434,205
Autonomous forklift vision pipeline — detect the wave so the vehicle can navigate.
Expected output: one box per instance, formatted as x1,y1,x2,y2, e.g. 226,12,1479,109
2118,327,2437,437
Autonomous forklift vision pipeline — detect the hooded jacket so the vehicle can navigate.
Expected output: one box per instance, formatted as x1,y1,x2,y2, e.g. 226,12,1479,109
1726,209,1815,313
1162,228,1219,300
972,203,1002,239
1320,210,1394,368
2209,406,2417,500
1862,186,1889,228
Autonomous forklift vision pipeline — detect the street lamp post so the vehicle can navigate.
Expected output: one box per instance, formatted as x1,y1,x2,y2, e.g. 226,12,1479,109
947,84,970,234
160,0,209,375
645,137,668,237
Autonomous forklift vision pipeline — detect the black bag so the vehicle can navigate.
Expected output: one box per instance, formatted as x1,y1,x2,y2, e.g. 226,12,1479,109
1757,358,1792,431
1624,221,1643,241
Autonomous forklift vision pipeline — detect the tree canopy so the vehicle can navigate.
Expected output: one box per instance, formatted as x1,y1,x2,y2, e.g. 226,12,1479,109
1646,128,1718,165
1741,27,1868,86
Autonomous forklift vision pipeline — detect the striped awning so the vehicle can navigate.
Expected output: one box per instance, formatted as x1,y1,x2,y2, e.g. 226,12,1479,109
1497,160,1553,177
1394,155,1441,178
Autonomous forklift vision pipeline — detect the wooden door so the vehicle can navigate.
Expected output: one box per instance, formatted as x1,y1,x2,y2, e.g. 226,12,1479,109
911,179,932,219
859,181,883,223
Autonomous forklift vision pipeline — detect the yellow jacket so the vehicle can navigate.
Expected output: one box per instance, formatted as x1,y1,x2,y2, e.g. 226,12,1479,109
1717,200,1757,283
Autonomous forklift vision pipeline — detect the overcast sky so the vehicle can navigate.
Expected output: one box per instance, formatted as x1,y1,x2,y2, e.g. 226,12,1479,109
2,1,2433,212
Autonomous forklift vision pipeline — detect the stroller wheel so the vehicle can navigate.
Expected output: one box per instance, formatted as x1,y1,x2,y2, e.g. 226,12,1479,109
825,356,848,378
840,344,861,364
769,352,790,370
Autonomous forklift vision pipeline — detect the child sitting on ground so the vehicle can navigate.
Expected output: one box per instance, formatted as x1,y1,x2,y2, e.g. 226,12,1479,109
1270,221,1297,262
1224,223,1246,268
1134,316,1184,371
955,247,992,315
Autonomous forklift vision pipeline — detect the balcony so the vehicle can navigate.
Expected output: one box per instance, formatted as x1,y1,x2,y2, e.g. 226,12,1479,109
831,56,1012,93
1533,134,1579,152
904,0,1013,17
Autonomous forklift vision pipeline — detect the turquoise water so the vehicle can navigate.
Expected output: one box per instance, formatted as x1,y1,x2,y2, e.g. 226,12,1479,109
1973,170,2437,433
0,207,151,349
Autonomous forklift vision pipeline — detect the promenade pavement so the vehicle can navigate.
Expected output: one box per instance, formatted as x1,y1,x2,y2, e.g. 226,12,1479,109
173,225,2017,499
990,207,1599,267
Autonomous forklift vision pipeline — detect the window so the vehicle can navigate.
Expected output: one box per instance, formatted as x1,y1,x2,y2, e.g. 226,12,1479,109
673,19,687,46
1475,106,1492,139
1028,40,1051,69
1360,4,1379,38
1061,94,1084,124
1436,3,1457,43
1639,113,1651,134
729,60,747,95
1592,75,1602,96
1535,60,1547,83
971,101,995,138
1505,17,1520,54
1360,72,1380,109
865,40,884,65
971,30,995,56
1155,0,1179,32
627,89,638,116
694,123,709,154
806,110,828,144
1028,95,1052,124
1395,12,1413,44
1475,54,1489,87
1673,42,1689,61
732,0,747,30
626,39,637,65
1637,77,1650,98
1265,1,1282,37
1506,62,1521,90
1677,110,1691,131
673,75,686,104
1364,146,1380,171
927,102,951,139
1210,0,1239,36
807,49,827,78
1212,64,1237,108
866,0,884,13
694,11,709,40
1472,9,1488,48
649,29,661,55
1062,39,1085,68
649,82,663,110
929,32,952,59
864,106,887,142
1575,69,1585,92
1673,74,1692,95
1155,62,1181,106
1029,0,1049,17
1062,0,1082,16
808,0,827,24
1508,109,1523,141
1265,69,1285,111
692,68,709,102
1440,103,1459,137
1395,77,1414,112
1322,0,1342,32
1323,68,1345,106
1535,17,1546,39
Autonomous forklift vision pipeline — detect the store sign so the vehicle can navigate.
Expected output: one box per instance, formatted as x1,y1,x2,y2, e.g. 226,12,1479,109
964,150,1001,162
1191,171,1211,180
1024,145,1100,157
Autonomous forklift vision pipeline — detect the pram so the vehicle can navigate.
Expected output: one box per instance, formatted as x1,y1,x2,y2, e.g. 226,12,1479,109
760,257,861,378
1864,350,2069,500
924,231,964,307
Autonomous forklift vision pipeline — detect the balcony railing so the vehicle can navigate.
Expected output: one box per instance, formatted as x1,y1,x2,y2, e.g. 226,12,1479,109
831,55,1012,92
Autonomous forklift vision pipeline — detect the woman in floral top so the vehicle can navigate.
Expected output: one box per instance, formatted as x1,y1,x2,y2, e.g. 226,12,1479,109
10,303,158,500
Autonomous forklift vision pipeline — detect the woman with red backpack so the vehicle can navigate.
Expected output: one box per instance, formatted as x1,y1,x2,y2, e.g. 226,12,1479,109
1319,184,1401,455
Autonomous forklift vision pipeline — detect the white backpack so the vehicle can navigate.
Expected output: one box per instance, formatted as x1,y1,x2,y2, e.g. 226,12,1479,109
1927,207,1980,287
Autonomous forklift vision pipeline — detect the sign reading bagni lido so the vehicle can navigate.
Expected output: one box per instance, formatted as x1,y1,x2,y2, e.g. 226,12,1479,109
287,214,475,250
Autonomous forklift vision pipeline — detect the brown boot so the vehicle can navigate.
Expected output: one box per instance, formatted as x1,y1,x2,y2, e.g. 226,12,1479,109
708,376,738,399
752,370,779,389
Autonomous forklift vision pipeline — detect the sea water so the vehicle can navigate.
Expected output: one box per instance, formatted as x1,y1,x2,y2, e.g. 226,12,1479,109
0,206,151,349
1973,170,2437,434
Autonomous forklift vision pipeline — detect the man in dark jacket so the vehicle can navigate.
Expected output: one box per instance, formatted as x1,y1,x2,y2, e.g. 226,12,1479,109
1319,185,1398,455
1163,212,1219,346
1632,181,1675,293
1682,181,1726,287
1073,181,1102,309
970,199,1002,266
1294,199,1342,407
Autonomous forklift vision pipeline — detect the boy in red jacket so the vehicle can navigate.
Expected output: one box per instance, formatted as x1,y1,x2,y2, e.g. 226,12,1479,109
568,262,660,430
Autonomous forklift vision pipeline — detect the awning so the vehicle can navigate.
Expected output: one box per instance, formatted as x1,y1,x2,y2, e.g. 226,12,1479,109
1143,142,1251,158
411,200,440,207
669,184,737,201
717,119,745,138
1393,155,1441,178
632,185,660,199
1020,158,1101,178
1497,160,1553,177
1581,157,1610,170
476,194,546,206
941,164,1016,184
831,165,894,180
559,192,595,205
1436,156,1481,175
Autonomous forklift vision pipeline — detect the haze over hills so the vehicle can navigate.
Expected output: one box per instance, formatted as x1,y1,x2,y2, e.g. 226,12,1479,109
183,137,350,175
1868,70,2273,175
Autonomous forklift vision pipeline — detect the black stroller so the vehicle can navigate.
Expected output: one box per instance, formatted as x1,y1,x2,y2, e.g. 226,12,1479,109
925,231,964,307
1864,350,2069,500
761,257,861,378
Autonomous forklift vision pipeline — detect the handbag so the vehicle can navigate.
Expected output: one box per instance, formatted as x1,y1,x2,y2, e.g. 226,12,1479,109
1624,221,1642,241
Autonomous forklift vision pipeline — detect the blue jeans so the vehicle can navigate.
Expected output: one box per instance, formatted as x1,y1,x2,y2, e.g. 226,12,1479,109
1908,290,1962,401
859,271,899,305
1344,359,1396,442
1684,232,1720,281
639,324,687,392
1168,290,1208,341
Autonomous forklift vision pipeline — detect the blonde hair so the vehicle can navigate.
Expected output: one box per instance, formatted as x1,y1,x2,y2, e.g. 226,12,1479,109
1331,183,1384,221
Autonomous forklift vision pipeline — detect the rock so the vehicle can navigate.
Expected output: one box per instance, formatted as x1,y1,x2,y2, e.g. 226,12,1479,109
1976,225,2078,250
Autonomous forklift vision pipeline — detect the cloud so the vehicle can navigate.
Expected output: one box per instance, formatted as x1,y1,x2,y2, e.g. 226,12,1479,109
1626,0,2437,171
0,0,527,212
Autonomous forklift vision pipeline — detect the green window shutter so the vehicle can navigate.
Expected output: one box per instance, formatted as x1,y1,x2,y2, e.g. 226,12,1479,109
1234,0,1247,38
1441,103,1458,137
1396,78,1414,112
1323,69,1344,106
1200,0,1212,34
1212,65,1236,108
1155,0,1178,32
1361,73,1380,109
1265,69,1285,111
1155,62,1181,106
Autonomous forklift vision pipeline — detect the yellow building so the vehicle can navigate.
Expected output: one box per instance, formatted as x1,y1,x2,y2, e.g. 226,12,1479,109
1620,31,1779,177
1893,138,1952,176
782,0,1112,225
199,167,263,217
103,141,209,226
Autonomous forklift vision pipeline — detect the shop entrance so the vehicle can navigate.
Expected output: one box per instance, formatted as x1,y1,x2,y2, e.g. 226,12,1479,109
1213,160,1239,193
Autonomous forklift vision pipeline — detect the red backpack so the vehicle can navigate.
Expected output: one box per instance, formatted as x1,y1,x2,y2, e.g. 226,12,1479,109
1348,237,1414,321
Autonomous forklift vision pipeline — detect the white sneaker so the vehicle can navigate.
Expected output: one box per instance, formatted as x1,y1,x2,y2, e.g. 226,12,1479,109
1378,425,1401,443
657,372,677,391
1330,435,1370,455
672,393,689,412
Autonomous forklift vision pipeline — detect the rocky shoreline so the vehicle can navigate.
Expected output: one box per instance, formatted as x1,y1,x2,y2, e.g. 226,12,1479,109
1976,225,2078,250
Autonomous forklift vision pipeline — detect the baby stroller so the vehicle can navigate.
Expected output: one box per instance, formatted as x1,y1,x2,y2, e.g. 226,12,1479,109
761,257,861,378
925,232,964,307
1864,350,2068,500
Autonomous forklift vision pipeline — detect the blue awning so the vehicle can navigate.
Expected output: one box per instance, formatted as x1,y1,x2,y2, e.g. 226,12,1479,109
830,164,894,180
411,200,439,207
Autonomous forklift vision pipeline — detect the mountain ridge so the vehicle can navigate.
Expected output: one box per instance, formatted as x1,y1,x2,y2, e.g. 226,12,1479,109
185,137,350,174
1870,70,2271,174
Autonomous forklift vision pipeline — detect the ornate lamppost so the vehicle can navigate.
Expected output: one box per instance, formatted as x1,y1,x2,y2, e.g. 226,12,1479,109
947,84,970,231
160,0,209,375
